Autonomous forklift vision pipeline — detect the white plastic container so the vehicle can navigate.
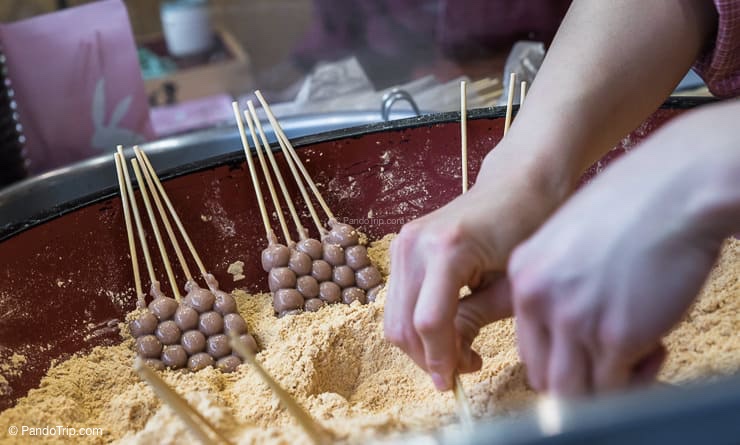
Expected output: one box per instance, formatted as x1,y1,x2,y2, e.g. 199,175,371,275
161,0,214,57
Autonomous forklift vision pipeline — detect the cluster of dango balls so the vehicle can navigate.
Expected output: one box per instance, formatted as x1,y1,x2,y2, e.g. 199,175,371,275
262,220,383,317
129,282,258,372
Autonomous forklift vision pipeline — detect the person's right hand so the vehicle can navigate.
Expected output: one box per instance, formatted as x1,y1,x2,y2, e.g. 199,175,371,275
384,143,568,391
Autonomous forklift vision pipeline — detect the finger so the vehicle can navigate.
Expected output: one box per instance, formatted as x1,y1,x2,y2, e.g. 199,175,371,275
458,347,483,374
630,343,667,386
413,260,464,391
515,315,551,392
592,349,632,393
592,325,662,393
456,277,513,373
548,330,591,397
384,234,426,369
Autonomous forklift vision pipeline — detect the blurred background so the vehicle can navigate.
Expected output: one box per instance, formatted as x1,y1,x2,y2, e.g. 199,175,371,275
0,0,709,188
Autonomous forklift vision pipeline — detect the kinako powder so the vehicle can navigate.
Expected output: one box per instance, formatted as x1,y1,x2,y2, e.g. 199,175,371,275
1,235,738,444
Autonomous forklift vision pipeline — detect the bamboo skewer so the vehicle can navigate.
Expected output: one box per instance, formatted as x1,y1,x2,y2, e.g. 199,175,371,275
134,357,233,445
115,151,144,308
136,150,193,284
231,101,275,243
250,95,327,237
254,91,335,227
460,81,469,194
504,72,517,136
131,159,182,301
454,83,475,430
229,334,331,445
242,108,292,245
118,150,159,297
453,377,474,430
134,148,210,284
520,81,528,104
247,101,309,241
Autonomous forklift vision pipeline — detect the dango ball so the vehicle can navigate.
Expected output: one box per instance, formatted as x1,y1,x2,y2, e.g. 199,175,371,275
342,287,366,305
296,238,323,260
261,244,290,272
268,267,297,292
129,312,158,337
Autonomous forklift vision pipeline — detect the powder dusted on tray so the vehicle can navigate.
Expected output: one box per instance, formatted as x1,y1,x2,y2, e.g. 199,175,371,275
1,236,739,445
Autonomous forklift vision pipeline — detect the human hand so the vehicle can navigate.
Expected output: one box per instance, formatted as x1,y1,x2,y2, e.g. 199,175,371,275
508,104,739,397
384,144,568,391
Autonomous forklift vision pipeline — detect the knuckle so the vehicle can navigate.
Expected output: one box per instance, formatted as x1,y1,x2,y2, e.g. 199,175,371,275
413,311,446,335
383,322,405,346
396,221,423,245
508,244,528,275
512,281,543,315
425,357,453,374
435,224,464,247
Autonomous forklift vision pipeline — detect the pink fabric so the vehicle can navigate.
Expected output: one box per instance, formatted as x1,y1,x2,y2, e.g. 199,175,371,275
694,0,740,97
150,94,234,137
0,0,153,174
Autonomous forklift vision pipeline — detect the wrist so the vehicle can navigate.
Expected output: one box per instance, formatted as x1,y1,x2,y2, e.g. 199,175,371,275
473,142,573,262
479,135,576,206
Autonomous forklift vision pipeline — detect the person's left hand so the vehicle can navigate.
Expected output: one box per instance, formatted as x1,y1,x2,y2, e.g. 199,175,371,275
508,107,735,397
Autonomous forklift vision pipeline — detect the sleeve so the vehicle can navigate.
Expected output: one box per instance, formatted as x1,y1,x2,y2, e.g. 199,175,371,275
693,0,740,98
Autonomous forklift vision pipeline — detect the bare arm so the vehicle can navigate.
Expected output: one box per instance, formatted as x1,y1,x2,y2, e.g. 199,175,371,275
492,0,718,199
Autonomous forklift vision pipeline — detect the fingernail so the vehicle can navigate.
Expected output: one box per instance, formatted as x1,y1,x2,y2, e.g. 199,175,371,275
431,373,449,391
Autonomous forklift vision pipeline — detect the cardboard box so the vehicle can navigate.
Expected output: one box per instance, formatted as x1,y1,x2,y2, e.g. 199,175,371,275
141,27,253,103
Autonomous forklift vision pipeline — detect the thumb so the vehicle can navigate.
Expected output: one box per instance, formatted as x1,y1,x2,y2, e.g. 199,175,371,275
458,342,483,373
455,275,513,374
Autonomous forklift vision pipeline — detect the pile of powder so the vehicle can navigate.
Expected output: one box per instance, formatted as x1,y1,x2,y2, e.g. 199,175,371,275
1,236,738,445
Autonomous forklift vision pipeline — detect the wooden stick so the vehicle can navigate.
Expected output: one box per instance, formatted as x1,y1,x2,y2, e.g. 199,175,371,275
135,149,193,283
118,150,157,290
453,374,474,431
135,147,209,280
504,72,517,136
231,101,274,242
242,108,292,245
229,334,331,445
254,91,334,224
134,357,233,445
252,94,327,237
247,101,309,241
455,83,475,428
460,81,469,194
520,81,527,104
114,151,144,308
132,159,182,301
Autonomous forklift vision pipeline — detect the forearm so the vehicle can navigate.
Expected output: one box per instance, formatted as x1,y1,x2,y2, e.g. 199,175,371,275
681,102,740,239
494,0,717,199
589,99,740,243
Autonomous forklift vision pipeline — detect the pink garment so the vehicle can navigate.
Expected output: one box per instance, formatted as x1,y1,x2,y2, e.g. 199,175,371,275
694,0,740,97
0,0,153,174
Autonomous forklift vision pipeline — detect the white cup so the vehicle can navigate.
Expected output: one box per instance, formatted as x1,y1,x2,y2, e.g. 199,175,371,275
161,0,214,57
